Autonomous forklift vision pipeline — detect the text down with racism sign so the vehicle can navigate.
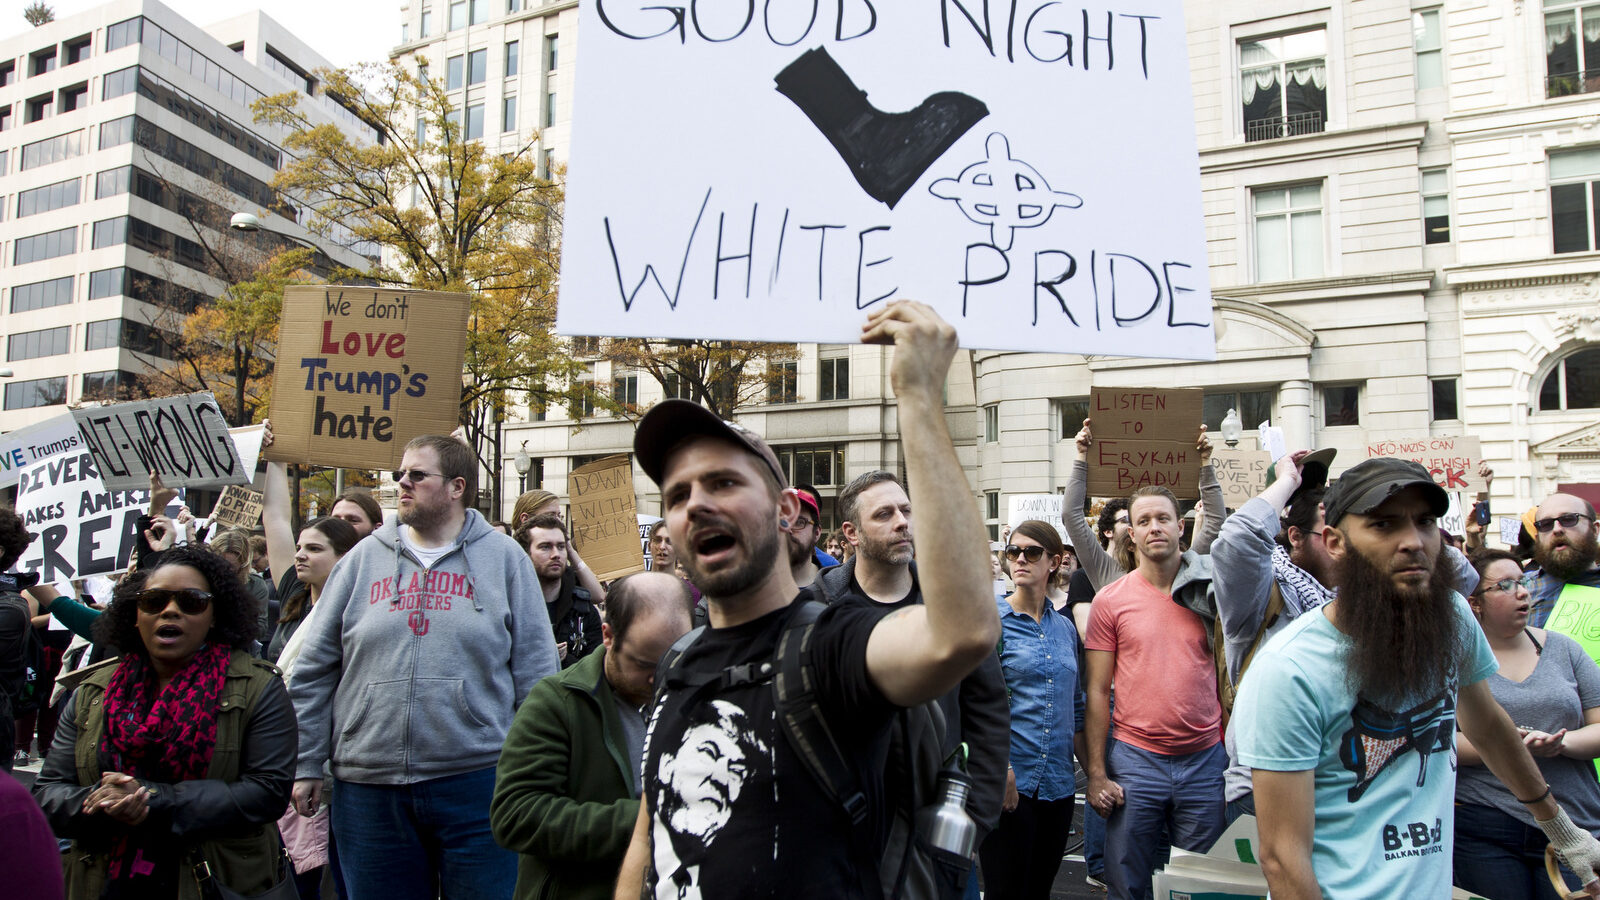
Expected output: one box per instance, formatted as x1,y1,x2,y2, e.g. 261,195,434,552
72,393,249,492
13,452,150,582
568,455,645,581
1087,386,1202,499
1365,435,1485,493
557,2,1215,360
267,287,471,471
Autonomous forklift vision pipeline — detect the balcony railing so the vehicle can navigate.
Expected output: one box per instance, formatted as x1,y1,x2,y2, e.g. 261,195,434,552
1245,110,1325,143
1547,69,1600,98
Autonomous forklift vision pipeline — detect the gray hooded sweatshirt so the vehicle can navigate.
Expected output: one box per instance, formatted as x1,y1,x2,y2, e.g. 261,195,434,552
289,509,559,784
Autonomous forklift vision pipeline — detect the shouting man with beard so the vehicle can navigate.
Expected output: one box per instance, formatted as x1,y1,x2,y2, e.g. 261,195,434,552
1527,493,1600,627
1235,458,1600,900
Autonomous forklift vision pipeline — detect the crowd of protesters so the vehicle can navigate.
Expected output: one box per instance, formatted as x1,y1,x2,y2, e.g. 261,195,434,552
3,301,1600,899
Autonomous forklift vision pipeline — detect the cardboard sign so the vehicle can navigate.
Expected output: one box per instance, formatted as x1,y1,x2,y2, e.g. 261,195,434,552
12,451,150,582
266,286,471,470
1210,449,1272,510
211,485,265,530
1006,494,1070,545
557,3,1215,361
1086,387,1203,499
72,393,248,492
0,412,85,488
1364,435,1484,493
568,455,645,581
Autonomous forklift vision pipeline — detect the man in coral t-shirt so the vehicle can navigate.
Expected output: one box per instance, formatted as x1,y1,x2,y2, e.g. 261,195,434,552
1085,485,1226,900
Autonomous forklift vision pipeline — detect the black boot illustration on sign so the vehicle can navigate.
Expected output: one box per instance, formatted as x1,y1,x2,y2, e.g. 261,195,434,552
775,47,988,209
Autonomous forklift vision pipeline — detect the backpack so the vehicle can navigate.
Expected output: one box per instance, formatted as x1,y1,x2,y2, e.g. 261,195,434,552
658,596,971,900
0,592,46,716
1213,579,1287,718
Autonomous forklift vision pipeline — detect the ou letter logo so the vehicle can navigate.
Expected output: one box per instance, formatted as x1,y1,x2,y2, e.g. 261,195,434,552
407,610,430,637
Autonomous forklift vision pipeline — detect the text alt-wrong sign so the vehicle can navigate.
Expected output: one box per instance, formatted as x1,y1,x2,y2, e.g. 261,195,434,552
558,1,1214,360
267,287,471,471
72,393,248,492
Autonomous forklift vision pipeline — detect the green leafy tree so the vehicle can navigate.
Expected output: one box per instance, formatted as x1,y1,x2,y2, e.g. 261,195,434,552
605,338,799,420
23,2,54,26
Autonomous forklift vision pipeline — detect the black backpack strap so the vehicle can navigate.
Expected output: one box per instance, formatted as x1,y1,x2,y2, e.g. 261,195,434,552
774,600,869,828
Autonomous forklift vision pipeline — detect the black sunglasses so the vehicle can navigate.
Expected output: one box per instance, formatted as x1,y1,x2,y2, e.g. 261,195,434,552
1533,513,1594,533
135,588,213,615
1004,545,1047,562
392,469,446,485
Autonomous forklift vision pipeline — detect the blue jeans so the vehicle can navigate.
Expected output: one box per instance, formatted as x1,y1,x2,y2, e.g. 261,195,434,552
1454,802,1571,900
1224,791,1254,826
332,767,516,900
1103,740,1226,900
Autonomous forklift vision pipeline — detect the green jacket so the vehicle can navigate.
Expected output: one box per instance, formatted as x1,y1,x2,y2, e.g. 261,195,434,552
34,651,295,900
492,646,641,900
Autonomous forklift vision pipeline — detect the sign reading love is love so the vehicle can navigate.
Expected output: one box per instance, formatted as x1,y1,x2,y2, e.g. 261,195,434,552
558,1,1214,361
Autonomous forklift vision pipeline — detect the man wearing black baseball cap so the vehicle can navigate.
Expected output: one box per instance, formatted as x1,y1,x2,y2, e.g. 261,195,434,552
1235,457,1600,900
614,301,998,899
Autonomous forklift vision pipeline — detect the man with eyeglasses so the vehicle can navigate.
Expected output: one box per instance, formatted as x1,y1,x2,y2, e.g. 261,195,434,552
784,483,831,586
1526,493,1600,628
289,434,560,900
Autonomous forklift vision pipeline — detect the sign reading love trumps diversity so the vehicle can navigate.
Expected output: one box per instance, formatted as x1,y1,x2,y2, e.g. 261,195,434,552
1086,386,1202,499
267,287,470,470
558,1,1214,361
12,451,150,582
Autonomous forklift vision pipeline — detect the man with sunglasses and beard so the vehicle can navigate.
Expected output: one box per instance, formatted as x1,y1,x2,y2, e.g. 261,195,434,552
1235,458,1600,900
1525,493,1600,627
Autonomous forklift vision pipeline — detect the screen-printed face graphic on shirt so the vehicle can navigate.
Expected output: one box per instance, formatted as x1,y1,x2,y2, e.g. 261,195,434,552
657,700,767,844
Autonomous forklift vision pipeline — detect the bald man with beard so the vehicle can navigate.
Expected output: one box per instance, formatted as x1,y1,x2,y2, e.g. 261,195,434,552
1526,493,1600,628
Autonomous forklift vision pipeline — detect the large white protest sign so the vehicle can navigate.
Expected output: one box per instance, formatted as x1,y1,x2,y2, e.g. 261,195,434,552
0,412,85,488
1007,494,1070,544
558,2,1214,360
13,451,150,583
72,392,249,492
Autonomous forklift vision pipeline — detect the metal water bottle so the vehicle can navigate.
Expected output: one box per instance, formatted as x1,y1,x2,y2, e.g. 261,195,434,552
917,771,978,858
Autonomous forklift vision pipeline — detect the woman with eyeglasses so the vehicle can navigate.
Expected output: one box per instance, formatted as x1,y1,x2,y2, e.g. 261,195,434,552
1454,548,1600,900
979,520,1087,900
33,545,295,900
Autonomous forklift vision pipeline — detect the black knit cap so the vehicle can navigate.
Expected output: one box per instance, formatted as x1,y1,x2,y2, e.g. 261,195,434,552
1323,457,1448,527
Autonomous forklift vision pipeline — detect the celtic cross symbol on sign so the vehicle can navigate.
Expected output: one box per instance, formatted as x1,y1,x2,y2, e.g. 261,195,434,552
929,133,1083,251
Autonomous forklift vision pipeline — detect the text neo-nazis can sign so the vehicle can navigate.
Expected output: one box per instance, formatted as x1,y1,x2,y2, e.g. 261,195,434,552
1365,434,1485,493
1086,386,1203,500
568,455,646,582
558,2,1215,361
267,287,470,470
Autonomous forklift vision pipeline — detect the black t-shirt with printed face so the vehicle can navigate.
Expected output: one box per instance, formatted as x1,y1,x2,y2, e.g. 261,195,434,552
643,595,896,900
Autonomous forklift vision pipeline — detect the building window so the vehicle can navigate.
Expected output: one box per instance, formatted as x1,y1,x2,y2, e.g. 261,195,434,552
468,49,487,85
465,103,484,140
1321,384,1361,427
1539,347,1600,411
578,369,597,417
613,373,639,410
508,0,522,11
1551,147,1600,253
571,335,600,356
14,226,76,265
546,34,559,70
0,107,11,132
25,93,52,124
1413,10,1443,91
1253,183,1324,281
16,177,81,218
60,82,88,112
85,319,120,351
449,0,466,30
0,61,14,86
1241,29,1326,142
83,370,136,402
819,355,849,401
768,361,798,404
31,47,58,77
12,276,73,313
420,8,433,36
984,404,1000,443
775,445,845,488
505,40,519,77
471,0,489,25
4,377,67,411
985,490,1000,541
1056,397,1090,441
502,95,516,131
446,55,464,90
1422,168,1451,244
663,371,693,401
545,90,557,127
1202,390,1274,434
540,148,554,179
105,17,142,52
1431,377,1460,421
1547,1,1600,97
8,326,71,362
65,35,92,65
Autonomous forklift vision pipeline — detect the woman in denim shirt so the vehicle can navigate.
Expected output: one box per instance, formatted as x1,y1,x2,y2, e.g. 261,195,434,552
978,520,1088,900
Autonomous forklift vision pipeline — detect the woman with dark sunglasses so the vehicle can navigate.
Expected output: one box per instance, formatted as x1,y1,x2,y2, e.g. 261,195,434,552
1454,548,1600,900
979,520,1088,900
32,544,295,900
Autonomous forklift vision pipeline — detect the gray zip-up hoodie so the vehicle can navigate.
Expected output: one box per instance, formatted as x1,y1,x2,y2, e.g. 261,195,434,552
289,509,559,784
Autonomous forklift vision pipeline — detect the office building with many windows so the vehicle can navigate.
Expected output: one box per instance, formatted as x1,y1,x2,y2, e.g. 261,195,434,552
0,0,374,430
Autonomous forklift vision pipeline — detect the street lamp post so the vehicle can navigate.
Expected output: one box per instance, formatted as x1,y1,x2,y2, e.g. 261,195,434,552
1220,408,1243,449
514,443,532,494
